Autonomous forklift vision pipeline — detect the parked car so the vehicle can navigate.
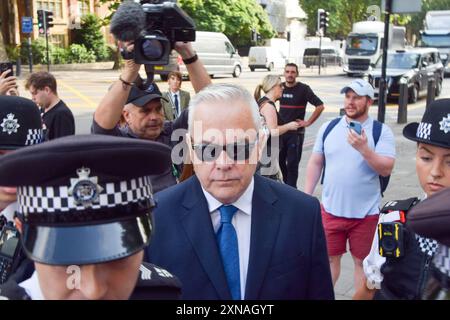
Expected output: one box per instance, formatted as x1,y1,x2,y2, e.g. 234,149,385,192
303,46,342,68
368,48,444,103
248,46,286,71
153,31,242,80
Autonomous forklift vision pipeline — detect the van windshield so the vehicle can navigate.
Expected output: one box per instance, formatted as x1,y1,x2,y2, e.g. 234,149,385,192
345,35,378,56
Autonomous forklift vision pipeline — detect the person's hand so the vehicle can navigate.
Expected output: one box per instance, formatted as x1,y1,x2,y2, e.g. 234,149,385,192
118,41,141,82
347,127,369,153
6,87,19,96
174,42,196,60
296,119,310,128
0,70,17,95
287,121,301,131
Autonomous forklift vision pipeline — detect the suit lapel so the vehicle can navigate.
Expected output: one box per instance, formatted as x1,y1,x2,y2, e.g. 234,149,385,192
163,92,174,120
180,176,231,299
245,175,280,299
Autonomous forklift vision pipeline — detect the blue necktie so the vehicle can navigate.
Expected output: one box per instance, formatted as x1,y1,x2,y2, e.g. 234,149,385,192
217,205,241,300
173,94,179,116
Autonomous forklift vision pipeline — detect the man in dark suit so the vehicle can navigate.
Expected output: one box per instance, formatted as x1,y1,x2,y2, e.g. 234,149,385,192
162,71,191,120
146,83,334,300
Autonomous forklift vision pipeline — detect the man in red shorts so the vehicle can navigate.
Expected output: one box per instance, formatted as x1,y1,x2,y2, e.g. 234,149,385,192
304,79,396,291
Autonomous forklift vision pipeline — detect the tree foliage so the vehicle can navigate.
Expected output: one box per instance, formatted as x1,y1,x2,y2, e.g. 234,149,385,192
72,14,110,61
98,0,275,47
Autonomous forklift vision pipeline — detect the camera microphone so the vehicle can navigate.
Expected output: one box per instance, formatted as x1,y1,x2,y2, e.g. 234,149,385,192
110,1,146,42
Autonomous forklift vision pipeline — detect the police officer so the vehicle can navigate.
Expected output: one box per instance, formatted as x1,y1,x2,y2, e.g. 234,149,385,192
408,188,450,300
0,134,181,299
355,99,450,300
0,96,44,284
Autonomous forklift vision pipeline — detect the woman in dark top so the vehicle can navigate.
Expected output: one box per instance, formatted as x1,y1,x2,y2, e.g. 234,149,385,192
254,75,300,180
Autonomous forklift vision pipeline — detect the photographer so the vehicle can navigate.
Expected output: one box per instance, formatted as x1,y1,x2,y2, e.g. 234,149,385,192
355,99,450,300
93,40,210,193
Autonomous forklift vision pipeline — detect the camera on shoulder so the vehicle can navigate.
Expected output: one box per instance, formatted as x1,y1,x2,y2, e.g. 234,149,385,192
111,0,196,65
378,222,404,258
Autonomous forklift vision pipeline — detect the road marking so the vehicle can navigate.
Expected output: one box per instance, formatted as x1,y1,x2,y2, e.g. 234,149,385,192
58,79,98,109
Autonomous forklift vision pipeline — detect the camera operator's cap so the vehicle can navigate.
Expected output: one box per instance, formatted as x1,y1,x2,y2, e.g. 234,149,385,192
407,187,450,247
126,86,167,108
403,99,450,149
340,79,375,100
0,134,171,265
0,96,43,150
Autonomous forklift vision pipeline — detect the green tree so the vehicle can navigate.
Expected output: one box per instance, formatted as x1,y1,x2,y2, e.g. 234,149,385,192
299,0,378,39
72,14,110,61
179,0,275,46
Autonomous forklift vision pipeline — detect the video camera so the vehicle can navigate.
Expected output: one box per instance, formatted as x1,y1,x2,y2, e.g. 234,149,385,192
113,0,196,65
378,222,404,258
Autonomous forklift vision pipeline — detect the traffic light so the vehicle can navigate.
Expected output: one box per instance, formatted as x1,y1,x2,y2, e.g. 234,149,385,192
317,9,329,36
45,11,54,30
37,9,45,34
287,31,291,42
257,34,262,42
37,9,54,35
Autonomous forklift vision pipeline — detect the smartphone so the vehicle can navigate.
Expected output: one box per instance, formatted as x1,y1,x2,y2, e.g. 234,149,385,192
0,62,14,77
348,121,362,135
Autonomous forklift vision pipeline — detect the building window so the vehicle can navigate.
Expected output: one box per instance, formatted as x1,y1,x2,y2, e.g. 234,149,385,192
36,0,63,19
79,1,91,16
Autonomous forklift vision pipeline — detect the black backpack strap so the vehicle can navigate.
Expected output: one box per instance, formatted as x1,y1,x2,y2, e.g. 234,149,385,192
372,120,382,146
320,117,341,184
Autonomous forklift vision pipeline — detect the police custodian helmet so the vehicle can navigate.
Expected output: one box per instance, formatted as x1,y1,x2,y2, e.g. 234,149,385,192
0,134,171,265
0,96,43,150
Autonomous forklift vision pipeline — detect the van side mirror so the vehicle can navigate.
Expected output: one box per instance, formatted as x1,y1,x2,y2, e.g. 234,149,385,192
421,60,428,68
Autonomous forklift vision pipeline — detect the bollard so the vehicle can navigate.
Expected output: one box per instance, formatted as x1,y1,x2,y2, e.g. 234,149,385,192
397,79,408,124
426,77,436,110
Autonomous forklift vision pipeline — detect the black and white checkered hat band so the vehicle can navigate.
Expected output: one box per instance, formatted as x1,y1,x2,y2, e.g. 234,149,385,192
17,176,153,214
416,122,432,140
433,245,450,277
25,129,44,146
416,234,439,257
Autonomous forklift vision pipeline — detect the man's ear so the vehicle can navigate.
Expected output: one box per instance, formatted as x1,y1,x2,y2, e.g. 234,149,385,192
14,217,23,234
185,133,195,165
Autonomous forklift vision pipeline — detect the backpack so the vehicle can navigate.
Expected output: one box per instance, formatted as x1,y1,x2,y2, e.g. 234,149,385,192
320,117,390,196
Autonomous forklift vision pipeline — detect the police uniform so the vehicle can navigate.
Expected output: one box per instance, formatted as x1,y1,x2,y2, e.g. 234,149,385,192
0,134,181,299
363,99,450,299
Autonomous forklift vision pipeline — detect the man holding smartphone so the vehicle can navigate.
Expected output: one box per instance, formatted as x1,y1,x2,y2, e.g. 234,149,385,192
304,79,396,293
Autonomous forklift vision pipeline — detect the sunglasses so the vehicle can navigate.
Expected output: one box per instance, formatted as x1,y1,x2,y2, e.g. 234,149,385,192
191,137,258,162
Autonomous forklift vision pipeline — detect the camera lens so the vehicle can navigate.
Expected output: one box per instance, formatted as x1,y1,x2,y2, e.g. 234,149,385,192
381,237,396,252
141,39,164,60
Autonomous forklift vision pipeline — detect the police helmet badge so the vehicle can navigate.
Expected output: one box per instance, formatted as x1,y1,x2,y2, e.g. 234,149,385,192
1,113,21,135
69,167,104,207
439,114,450,134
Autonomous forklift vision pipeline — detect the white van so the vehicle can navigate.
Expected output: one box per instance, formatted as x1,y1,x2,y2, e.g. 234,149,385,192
154,31,242,80
248,46,286,71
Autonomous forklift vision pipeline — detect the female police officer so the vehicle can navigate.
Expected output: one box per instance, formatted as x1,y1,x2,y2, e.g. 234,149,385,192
354,98,450,300
0,134,180,299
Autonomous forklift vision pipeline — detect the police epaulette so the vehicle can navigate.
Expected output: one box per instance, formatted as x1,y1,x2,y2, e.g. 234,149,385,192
381,197,420,214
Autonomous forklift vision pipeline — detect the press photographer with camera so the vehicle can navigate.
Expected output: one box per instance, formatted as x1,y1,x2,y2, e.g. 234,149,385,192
355,99,450,300
93,0,210,193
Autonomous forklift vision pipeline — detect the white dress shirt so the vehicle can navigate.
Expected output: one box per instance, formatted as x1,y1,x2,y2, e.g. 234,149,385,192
201,178,254,300
19,271,44,300
170,90,181,116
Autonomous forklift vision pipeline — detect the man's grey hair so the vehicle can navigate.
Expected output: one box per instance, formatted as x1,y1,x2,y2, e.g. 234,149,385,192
188,83,262,135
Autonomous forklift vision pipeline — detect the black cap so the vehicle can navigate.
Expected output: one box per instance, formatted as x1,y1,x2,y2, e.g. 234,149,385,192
126,86,167,107
403,99,450,148
0,134,172,265
0,96,43,150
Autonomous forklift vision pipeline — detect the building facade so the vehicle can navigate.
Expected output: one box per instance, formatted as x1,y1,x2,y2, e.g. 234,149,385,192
1,0,112,49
